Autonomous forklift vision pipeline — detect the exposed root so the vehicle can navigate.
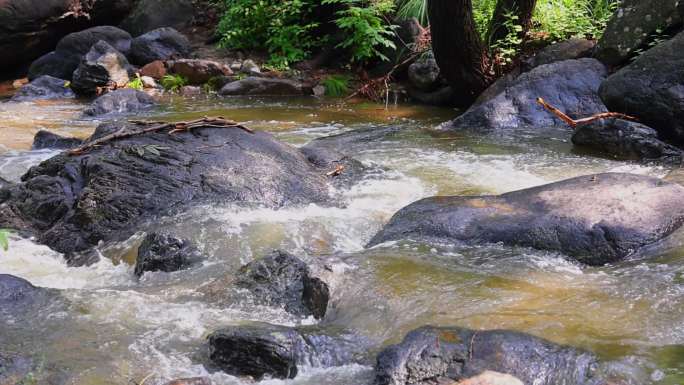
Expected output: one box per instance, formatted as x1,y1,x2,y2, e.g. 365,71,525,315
67,117,253,156
536,97,639,129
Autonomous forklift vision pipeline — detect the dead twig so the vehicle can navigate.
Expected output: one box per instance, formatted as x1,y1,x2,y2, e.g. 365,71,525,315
68,117,253,156
536,97,639,129
326,164,345,177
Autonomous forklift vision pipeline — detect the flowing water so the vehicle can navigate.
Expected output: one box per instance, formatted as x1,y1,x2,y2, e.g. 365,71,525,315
1,94,683,385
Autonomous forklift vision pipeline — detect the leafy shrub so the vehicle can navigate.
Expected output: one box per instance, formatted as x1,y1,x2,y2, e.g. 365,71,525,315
323,0,397,63
0,229,10,251
126,73,144,91
490,11,523,64
322,75,351,96
161,74,188,92
532,0,617,41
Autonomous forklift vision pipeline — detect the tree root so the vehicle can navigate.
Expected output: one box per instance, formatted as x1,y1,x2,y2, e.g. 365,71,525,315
67,117,253,156
536,97,639,129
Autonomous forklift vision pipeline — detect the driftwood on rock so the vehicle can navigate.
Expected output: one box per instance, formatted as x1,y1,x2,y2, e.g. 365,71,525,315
67,117,253,155
536,97,638,129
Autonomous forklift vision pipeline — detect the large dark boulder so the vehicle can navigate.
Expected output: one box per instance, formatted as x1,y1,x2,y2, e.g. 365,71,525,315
594,0,684,66
599,30,684,144
447,59,607,131
119,0,195,37
368,173,684,265
83,89,156,116
219,77,309,96
572,118,683,162
134,233,202,277
0,1,134,77
71,40,130,95
31,130,84,150
128,27,191,66
374,326,602,385
0,122,353,257
235,250,330,319
208,323,367,380
28,25,133,81
10,75,75,102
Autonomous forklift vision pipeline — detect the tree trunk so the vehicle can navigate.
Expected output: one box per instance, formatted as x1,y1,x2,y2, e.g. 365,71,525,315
427,0,492,107
486,0,538,45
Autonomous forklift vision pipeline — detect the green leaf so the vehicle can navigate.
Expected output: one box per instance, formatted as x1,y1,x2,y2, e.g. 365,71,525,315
0,229,10,252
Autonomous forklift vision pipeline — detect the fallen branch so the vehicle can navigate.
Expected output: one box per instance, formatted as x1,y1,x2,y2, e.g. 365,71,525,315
67,117,253,156
536,97,639,129
326,164,345,177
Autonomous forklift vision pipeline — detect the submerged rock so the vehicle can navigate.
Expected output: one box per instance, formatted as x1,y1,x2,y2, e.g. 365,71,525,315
219,77,308,96
0,122,352,256
572,118,683,162
11,75,75,102
235,250,330,319
447,58,607,131
31,130,84,151
134,233,202,277
28,26,133,80
71,41,131,95
164,378,212,385
128,27,191,66
83,88,156,116
374,326,601,385
208,323,367,380
0,274,54,316
594,0,684,65
599,30,684,144
368,173,684,265
120,0,195,37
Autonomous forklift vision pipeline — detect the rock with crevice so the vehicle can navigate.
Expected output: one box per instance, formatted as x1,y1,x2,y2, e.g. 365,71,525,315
128,27,191,66
71,40,131,95
0,121,362,257
11,75,75,102
31,130,84,151
134,233,203,277
368,173,684,265
219,77,309,96
572,118,683,162
447,58,607,131
0,0,135,75
599,30,684,145
594,0,684,65
374,326,602,385
27,25,133,81
208,323,368,380
83,88,157,116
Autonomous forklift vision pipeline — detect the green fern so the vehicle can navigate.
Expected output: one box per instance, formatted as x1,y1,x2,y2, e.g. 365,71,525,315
126,73,144,91
322,75,351,97
161,74,188,92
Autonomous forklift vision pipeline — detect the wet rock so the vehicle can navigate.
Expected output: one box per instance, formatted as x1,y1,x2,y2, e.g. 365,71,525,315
10,75,75,102
572,118,683,162
120,0,195,37
235,250,330,319
408,86,455,106
240,59,261,75
0,122,344,255
408,54,440,91
0,177,9,189
134,233,202,277
128,27,191,66
447,59,607,131
374,326,600,385
594,0,684,65
0,274,53,316
0,0,134,75
0,353,33,385
31,130,83,151
599,30,684,144
219,77,308,96
140,60,167,79
83,88,157,116
28,26,133,81
368,173,684,265
71,41,130,95
179,85,202,97
523,38,596,71
208,323,368,380
169,59,233,85
164,378,212,385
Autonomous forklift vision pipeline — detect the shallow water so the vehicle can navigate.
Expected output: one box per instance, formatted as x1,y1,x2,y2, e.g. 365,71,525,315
0,95,682,385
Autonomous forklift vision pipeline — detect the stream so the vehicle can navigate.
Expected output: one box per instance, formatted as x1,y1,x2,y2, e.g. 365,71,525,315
0,95,683,385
